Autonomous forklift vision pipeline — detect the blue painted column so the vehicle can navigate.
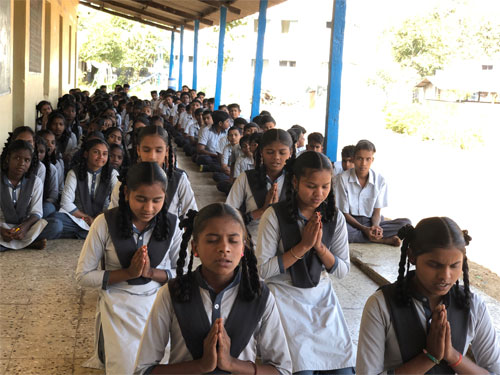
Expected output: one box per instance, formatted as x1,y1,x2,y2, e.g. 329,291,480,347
251,0,268,119
178,25,184,91
193,20,199,90
214,6,227,109
169,30,175,78
325,0,346,162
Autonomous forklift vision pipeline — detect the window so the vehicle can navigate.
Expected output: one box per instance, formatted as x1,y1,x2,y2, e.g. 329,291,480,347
188,56,193,63
279,60,296,68
68,25,72,84
482,65,493,70
251,59,269,67
29,0,43,73
281,20,298,34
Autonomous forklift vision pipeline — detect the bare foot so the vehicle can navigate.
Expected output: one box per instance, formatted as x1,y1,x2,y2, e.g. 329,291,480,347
371,235,401,247
27,239,47,250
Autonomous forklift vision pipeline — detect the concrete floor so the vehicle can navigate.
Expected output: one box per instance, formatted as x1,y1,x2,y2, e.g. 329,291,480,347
0,152,380,374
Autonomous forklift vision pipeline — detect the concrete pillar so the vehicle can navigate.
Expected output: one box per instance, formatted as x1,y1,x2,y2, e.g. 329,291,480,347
214,6,227,109
250,0,268,119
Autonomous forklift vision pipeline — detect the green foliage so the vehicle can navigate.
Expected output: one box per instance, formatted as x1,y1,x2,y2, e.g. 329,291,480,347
391,0,500,78
384,102,484,149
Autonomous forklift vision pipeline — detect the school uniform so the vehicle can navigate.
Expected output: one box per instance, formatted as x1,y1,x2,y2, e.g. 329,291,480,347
356,274,500,374
0,173,61,250
53,158,65,195
182,121,200,156
335,168,410,242
256,203,356,372
109,169,197,219
35,162,46,184
197,126,228,166
75,208,182,375
333,160,344,176
55,168,118,239
134,266,293,375
42,163,59,218
233,155,254,178
213,143,240,183
226,169,285,244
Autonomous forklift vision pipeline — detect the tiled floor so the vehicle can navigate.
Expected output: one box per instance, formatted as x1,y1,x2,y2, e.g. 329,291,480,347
0,152,380,374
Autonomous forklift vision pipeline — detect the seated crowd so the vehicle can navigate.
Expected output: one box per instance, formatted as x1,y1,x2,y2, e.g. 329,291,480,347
0,83,498,374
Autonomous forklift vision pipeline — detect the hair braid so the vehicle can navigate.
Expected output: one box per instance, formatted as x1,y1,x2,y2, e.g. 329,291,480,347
117,180,134,238
461,256,471,308
172,210,197,303
284,157,298,222
153,199,169,241
167,131,174,179
395,224,414,305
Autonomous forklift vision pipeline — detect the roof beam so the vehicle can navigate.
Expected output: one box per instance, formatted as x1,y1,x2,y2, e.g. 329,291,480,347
199,0,241,15
79,1,178,32
100,0,194,30
135,0,214,26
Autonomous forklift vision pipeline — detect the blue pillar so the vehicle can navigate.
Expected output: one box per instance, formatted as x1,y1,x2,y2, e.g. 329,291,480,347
193,20,199,90
325,0,346,162
178,25,184,91
214,6,227,109
169,30,175,78
251,0,268,119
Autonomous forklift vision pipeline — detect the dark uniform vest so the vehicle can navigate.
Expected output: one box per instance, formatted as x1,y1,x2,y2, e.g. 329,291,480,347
0,173,37,224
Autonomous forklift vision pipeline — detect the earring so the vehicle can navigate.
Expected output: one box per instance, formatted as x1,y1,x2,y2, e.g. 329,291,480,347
194,252,198,257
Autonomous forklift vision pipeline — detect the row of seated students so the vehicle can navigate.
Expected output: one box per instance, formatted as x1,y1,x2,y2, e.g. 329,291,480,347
0,85,498,374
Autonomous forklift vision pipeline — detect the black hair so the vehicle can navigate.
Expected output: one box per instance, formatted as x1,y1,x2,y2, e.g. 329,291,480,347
254,128,294,172
261,115,276,126
35,136,52,200
227,103,241,111
0,140,37,177
172,203,261,303
197,91,205,97
76,139,112,185
136,125,174,179
117,162,170,240
150,115,164,125
252,115,263,127
36,129,62,165
194,108,204,116
307,132,324,146
355,139,376,155
291,124,307,135
284,151,336,223
47,111,71,155
341,145,356,159
233,117,248,127
259,110,271,116
228,126,242,135
244,122,259,131
10,127,42,175
239,135,251,147
36,101,53,123
212,110,230,131
109,143,128,173
287,128,300,144
396,217,472,308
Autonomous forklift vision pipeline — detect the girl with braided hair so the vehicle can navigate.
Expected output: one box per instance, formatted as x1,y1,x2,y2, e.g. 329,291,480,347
109,125,197,220
135,203,292,375
256,151,355,374
226,129,294,245
76,162,182,375
53,138,118,239
356,217,500,374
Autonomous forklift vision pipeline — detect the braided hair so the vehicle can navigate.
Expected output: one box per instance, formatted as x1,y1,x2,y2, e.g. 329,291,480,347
75,139,112,186
0,140,38,178
172,203,261,303
136,125,173,177
117,162,170,240
284,151,336,223
396,217,472,308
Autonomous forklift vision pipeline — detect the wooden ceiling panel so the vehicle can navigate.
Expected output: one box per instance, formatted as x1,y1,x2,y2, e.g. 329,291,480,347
80,0,287,32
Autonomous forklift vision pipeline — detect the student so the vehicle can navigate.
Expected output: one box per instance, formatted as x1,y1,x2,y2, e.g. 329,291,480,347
244,122,259,136
197,110,230,169
335,139,411,246
76,162,182,375
356,218,500,374
291,125,307,156
134,203,292,375
227,103,242,126
38,129,65,196
333,145,355,176
183,108,203,156
104,126,124,147
10,126,46,183
213,127,243,193
47,111,77,169
109,125,197,219
35,100,53,131
109,143,126,174
226,129,293,243
256,151,356,374
232,135,254,179
35,136,59,218
0,140,62,251
61,101,82,144
261,115,276,132
306,132,324,153
53,139,118,239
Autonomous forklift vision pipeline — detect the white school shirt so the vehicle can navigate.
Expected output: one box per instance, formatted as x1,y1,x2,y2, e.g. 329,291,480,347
333,160,344,176
45,163,59,204
133,272,293,375
63,132,78,159
221,143,236,166
198,126,228,154
75,213,182,374
184,120,199,139
226,170,285,243
54,159,65,195
180,114,193,132
356,289,500,375
0,174,47,249
218,135,229,155
109,171,197,219
335,168,388,218
256,207,355,372
233,155,254,178
36,163,46,185
60,169,119,214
